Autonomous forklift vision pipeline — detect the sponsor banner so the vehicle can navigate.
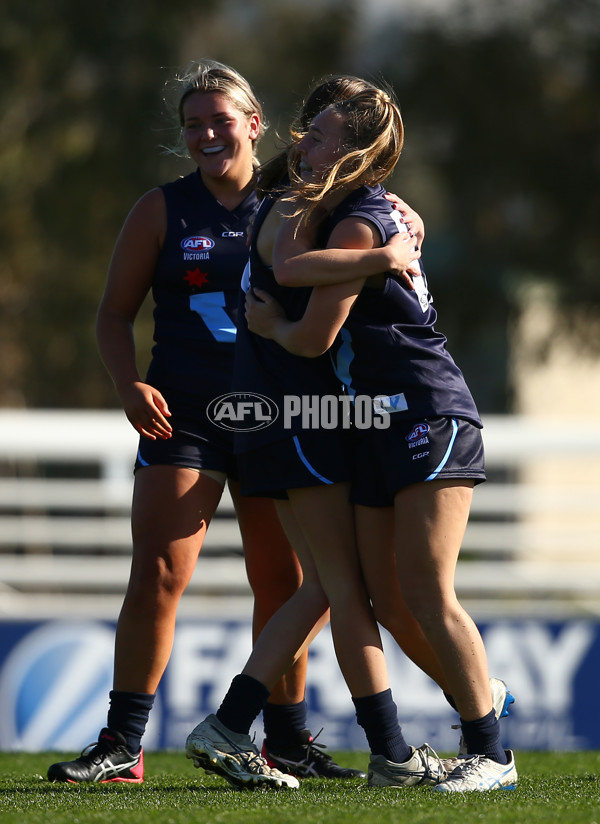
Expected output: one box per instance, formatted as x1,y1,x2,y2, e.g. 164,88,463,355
0,618,597,752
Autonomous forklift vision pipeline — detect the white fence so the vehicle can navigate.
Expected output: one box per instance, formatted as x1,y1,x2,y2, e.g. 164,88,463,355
0,410,598,619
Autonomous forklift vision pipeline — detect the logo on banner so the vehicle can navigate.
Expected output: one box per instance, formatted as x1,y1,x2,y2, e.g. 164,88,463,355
0,621,116,751
0,618,596,753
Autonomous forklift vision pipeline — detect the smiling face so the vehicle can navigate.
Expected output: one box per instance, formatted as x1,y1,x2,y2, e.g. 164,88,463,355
295,107,348,183
182,91,260,187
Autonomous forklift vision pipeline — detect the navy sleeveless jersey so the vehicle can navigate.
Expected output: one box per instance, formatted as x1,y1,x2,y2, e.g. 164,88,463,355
233,196,343,452
145,171,258,425
327,185,481,426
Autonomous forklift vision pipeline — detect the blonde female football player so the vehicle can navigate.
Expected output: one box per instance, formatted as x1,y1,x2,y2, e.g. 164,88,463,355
243,82,517,793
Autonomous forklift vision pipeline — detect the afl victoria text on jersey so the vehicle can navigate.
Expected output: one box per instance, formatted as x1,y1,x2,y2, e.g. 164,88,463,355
145,171,258,447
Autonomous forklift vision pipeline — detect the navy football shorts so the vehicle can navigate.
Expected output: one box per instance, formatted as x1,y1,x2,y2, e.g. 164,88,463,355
237,428,351,499
350,416,486,507
134,413,237,478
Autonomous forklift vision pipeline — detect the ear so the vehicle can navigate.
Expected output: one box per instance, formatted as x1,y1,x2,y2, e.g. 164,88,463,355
248,113,261,140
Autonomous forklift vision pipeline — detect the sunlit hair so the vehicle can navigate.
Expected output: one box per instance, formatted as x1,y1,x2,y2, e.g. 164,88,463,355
168,59,266,160
257,74,375,198
286,83,404,223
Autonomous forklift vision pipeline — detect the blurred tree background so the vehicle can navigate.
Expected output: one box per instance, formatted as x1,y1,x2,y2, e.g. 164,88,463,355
1,0,598,412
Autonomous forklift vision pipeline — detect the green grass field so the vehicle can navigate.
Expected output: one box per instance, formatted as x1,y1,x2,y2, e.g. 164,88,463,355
0,750,598,824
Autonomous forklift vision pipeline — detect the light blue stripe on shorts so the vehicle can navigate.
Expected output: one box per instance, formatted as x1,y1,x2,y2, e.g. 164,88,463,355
292,435,334,484
425,417,459,481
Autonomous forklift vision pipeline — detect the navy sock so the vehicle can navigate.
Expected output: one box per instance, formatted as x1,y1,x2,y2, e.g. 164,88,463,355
263,700,308,748
107,690,155,754
352,689,411,764
460,709,507,764
216,674,270,736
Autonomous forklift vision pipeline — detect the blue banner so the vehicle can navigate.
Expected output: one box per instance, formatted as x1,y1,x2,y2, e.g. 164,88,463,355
0,618,597,752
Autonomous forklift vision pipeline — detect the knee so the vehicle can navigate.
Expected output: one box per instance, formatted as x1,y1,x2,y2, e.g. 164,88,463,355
297,579,330,619
375,607,408,643
370,596,415,646
401,582,463,637
248,563,302,609
126,557,190,605
245,543,302,606
398,574,444,621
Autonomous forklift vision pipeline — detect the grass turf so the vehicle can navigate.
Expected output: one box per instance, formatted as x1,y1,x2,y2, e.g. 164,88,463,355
0,750,598,824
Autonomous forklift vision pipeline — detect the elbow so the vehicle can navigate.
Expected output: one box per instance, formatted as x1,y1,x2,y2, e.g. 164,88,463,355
273,258,305,287
296,346,326,358
291,337,333,358
273,269,299,288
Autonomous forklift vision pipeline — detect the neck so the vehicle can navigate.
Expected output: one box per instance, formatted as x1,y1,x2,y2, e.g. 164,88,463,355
321,184,356,213
199,168,255,211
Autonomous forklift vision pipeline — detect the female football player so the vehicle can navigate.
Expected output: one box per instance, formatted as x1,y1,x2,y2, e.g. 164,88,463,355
243,81,517,793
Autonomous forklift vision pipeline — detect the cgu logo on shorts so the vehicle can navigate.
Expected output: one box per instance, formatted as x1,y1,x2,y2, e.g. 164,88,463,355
406,422,430,442
207,392,279,432
180,236,215,251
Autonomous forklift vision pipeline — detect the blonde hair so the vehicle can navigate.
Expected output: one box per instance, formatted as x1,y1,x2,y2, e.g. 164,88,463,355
287,84,404,221
257,74,376,198
168,59,266,158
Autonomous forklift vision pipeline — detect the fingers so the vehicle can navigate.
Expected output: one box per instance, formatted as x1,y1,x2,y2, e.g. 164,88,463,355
383,192,406,208
123,382,173,441
135,403,172,441
138,411,172,441
147,390,172,439
398,271,415,291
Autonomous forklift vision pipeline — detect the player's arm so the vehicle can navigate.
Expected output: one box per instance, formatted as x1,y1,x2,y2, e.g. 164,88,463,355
272,198,421,288
96,188,172,441
246,216,377,357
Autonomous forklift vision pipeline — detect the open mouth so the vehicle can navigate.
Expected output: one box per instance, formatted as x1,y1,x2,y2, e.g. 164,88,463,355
202,145,226,156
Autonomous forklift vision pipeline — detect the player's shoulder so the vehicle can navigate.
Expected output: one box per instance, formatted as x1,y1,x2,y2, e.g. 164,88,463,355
330,184,397,242
122,186,166,235
354,184,392,215
160,171,206,203
332,184,388,220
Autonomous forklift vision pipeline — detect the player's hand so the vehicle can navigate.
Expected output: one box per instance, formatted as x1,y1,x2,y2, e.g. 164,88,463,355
119,381,173,440
245,288,285,339
382,232,422,290
384,193,425,248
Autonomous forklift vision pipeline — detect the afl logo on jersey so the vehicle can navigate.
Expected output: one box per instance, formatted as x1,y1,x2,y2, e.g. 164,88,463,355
406,422,430,442
207,392,279,432
181,236,215,251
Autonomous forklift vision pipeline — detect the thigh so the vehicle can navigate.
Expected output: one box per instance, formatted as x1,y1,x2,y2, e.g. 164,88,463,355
229,480,302,597
354,505,398,610
287,483,361,593
274,499,324,589
393,479,474,586
130,465,224,575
